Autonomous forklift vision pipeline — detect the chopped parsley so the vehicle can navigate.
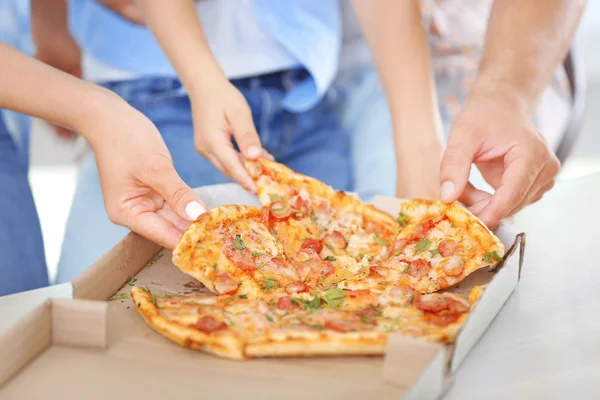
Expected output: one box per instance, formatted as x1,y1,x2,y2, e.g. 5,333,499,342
414,238,432,252
379,281,392,286
310,209,318,222
360,314,371,324
234,234,247,250
126,276,137,286
397,212,409,227
401,264,410,273
268,193,282,202
322,287,345,308
325,243,336,255
483,251,503,263
151,292,157,306
429,248,439,256
251,251,264,258
311,323,325,331
357,252,365,260
407,293,415,305
373,234,388,246
109,293,129,301
238,294,248,299
265,314,274,322
290,298,300,306
262,277,281,292
301,296,322,313
324,256,336,262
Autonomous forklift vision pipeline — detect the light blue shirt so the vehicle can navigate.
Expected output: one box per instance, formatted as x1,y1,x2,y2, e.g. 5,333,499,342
68,0,341,113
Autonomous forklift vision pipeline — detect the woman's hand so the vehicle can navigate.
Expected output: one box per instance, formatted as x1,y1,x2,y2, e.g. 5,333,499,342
190,78,270,193
395,139,444,200
88,99,207,249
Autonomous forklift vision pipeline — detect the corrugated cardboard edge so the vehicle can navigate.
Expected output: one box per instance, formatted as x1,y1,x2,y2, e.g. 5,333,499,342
0,298,108,388
0,300,51,387
72,232,162,301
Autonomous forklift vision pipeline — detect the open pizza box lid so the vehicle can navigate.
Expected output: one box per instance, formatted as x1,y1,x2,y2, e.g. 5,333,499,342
0,184,525,400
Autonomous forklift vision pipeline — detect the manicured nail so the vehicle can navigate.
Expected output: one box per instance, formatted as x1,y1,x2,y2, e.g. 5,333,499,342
440,181,455,202
185,201,206,221
247,146,261,159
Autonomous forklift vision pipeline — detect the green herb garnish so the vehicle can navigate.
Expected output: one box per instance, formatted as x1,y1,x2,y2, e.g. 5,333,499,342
109,293,129,301
414,238,432,252
373,234,388,246
268,193,282,202
312,323,325,331
265,314,274,322
429,248,439,256
407,293,415,305
263,277,281,292
301,292,322,312
397,212,409,227
357,252,365,260
324,256,336,262
310,209,318,222
483,251,503,263
239,294,248,299
251,251,263,258
322,287,345,308
234,234,247,250
379,281,392,286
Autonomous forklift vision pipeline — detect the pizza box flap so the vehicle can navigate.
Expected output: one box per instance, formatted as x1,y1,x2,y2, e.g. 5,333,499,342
0,298,107,388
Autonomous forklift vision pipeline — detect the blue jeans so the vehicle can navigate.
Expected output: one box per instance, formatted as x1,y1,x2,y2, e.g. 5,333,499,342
56,70,352,283
0,112,49,295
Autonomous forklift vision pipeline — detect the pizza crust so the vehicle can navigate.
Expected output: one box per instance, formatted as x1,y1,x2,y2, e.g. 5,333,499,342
131,287,246,360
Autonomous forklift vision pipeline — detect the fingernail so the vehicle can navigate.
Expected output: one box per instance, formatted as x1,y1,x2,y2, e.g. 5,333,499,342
247,146,261,159
185,201,206,221
440,181,455,202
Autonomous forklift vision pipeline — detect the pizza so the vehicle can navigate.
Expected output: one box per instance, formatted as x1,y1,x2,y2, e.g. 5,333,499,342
133,158,506,360
131,284,479,360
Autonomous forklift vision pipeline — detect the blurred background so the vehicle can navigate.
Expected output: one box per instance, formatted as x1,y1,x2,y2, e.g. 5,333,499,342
28,3,600,282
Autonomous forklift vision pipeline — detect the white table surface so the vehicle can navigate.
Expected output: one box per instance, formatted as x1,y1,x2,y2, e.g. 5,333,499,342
446,173,600,399
2,174,599,399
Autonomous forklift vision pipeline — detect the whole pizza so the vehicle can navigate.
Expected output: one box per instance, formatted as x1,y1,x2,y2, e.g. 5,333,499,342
131,159,505,360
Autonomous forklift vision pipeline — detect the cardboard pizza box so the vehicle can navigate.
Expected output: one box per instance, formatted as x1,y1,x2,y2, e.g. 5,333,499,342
0,184,525,400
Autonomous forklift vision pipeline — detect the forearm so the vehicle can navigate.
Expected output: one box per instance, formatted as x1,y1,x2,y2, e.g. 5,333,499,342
472,0,586,114
0,43,129,150
138,0,226,98
352,0,442,150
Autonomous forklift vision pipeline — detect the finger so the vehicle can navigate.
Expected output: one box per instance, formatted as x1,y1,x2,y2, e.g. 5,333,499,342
439,130,480,203
127,211,184,250
477,152,538,229
457,182,492,216
216,146,256,192
144,166,207,222
156,203,192,233
227,106,262,160
506,157,560,216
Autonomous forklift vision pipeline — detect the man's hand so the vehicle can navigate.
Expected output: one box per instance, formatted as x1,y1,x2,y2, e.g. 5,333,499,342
191,78,271,193
92,105,207,249
439,91,560,229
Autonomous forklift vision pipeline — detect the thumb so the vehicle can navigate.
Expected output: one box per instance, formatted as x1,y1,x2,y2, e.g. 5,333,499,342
228,106,263,160
439,132,479,203
151,167,207,222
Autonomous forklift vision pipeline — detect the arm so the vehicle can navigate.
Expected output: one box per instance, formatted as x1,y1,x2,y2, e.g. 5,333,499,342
440,0,585,228
0,42,205,248
351,0,444,199
138,0,267,191
472,0,585,115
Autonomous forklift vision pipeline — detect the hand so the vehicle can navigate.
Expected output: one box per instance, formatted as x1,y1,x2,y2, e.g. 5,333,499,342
89,97,207,249
98,0,145,25
439,91,560,229
396,140,444,200
34,34,82,140
191,78,271,192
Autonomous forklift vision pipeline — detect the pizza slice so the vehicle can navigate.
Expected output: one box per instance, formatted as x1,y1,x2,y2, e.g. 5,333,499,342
131,285,483,360
245,158,398,276
380,200,505,293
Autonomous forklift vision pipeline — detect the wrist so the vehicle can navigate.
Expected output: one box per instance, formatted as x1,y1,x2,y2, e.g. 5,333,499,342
469,76,533,117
